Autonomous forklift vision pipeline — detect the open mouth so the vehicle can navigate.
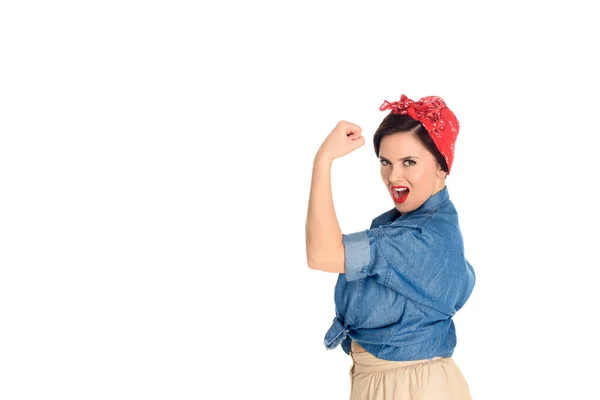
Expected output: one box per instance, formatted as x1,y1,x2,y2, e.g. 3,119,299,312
391,186,409,203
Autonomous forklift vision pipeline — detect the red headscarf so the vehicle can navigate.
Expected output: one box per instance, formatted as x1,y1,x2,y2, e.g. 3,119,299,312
379,94,459,174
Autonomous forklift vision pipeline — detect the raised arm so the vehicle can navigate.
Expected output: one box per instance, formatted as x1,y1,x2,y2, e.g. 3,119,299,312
305,121,365,273
305,154,344,273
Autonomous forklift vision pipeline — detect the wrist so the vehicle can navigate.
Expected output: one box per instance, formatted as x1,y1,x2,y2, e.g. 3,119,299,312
314,151,334,166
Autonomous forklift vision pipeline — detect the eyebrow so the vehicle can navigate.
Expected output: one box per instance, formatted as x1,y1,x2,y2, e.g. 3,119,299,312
379,156,419,161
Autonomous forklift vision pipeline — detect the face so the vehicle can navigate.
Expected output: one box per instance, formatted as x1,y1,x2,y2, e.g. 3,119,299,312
379,131,446,214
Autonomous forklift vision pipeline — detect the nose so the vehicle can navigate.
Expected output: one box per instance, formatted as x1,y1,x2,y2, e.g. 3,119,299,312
388,167,405,184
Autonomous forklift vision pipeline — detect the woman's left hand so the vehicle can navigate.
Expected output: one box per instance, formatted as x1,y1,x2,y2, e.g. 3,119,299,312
316,120,365,162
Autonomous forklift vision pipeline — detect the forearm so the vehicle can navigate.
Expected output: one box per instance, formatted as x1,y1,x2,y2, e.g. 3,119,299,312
305,153,344,270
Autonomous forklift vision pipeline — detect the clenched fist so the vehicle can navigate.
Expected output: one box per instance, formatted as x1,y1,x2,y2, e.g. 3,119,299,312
316,121,365,162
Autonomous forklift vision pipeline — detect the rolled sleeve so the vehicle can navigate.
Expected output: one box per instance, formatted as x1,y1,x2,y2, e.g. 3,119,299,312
342,230,371,282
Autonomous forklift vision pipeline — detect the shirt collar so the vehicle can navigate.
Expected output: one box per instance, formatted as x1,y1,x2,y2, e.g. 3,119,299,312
403,185,450,216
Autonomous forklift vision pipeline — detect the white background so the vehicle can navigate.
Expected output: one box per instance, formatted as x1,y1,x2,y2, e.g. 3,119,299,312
1,1,599,399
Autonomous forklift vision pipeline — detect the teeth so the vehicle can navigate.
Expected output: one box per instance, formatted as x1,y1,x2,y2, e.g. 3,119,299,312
394,188,407,193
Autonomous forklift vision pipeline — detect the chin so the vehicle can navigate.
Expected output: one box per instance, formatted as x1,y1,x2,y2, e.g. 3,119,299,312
393,196,426,214
394,203,414,214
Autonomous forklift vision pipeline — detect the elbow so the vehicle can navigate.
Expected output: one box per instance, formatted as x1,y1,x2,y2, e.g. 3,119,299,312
306,252,323,270
307,258,319,270
306,246,345,273
307,258,330,272
305,232,345,272
306,245,322,270
306,243,345,274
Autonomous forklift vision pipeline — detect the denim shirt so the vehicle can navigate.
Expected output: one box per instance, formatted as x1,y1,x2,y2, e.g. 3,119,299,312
324,186,475,361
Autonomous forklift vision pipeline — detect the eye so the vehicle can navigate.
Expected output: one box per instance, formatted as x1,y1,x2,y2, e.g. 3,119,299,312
380,159,390,166
403,160,416,166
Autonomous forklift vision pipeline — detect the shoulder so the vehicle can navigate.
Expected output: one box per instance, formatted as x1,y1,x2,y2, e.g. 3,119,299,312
369,208,401,229
378,199,461,240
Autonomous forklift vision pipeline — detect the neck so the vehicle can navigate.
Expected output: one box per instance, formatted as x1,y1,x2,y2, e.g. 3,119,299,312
432,178,446,195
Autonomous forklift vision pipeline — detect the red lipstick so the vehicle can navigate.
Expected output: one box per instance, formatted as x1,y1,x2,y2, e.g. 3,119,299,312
391,185,410,203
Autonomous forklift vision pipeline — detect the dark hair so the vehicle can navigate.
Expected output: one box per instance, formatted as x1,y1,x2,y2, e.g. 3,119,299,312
373,114,448,173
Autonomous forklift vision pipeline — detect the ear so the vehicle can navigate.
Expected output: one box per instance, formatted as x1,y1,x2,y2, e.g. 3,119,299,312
436,166,447,179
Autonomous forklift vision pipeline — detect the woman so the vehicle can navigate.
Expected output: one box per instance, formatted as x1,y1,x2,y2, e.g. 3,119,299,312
305,94,476,399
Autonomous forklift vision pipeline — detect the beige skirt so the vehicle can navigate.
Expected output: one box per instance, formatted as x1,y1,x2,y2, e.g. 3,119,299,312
349,344,472,400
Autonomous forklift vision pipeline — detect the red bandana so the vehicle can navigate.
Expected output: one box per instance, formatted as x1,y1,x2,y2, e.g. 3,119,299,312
379,94,459,174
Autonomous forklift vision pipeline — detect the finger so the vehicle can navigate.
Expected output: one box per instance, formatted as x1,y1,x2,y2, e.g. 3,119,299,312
345,129,362,140
348,136,365,151
340,121,362,136
347,132,362,141
348,132,363,141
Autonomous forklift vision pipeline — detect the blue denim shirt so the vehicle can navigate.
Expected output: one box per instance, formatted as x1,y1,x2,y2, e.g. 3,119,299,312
324,186,475,361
